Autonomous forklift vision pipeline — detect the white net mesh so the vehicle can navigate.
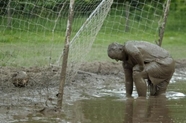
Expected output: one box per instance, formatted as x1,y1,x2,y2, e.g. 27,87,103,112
64,0,166,82
0,0,70,67
88,0,165,61
0,0,165,67
66,0,113,82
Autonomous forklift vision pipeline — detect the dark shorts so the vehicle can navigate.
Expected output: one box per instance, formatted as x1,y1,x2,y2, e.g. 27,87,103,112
145,57,175,95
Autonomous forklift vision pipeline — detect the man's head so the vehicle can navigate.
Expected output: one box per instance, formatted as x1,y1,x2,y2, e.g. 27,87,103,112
107,43,125,61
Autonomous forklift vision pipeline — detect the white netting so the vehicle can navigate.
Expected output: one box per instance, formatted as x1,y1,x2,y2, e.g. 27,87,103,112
66,0,113,82
0,0,166,67
89,0,166,61
0,0,102,67
0,0,69,67
64,0,166,82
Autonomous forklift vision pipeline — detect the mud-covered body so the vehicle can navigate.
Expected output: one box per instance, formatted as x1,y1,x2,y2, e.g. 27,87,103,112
108,41,175,96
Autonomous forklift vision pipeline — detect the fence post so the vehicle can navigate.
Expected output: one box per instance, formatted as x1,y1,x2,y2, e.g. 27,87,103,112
57,0,74,109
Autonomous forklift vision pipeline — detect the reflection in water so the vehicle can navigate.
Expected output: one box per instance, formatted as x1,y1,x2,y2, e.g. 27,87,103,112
124,96,173,123
74,97,126,123
73,96,175,123
1,94,186,123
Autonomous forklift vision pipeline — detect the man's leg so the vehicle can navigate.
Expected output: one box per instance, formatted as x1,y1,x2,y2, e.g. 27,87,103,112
133,65,148,96
154,81,169,96
147,80,157,96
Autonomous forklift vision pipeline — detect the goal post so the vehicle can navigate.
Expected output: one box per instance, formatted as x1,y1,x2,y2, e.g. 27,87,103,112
57,0,74,109
156,0,171,46
57,0,113,108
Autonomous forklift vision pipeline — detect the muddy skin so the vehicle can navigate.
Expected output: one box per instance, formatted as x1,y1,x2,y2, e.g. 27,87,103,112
107,41,175,97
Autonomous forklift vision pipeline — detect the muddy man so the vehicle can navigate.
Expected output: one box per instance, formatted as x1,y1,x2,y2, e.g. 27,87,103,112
107,41,175,97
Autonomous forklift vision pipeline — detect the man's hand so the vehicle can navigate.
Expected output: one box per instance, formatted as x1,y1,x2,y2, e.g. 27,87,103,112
133,64,145,72
139,64,145,72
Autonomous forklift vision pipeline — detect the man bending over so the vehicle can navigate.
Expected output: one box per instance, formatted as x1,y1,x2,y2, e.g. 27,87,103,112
107,41,175,97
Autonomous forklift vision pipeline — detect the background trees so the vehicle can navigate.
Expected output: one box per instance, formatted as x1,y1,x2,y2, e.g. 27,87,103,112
0,0,185,15
0,0,185,31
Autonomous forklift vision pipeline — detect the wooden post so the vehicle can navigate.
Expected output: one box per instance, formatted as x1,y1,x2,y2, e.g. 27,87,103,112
57,0,74,109
125,1,130,32
7,0,12,29
157,0,171,46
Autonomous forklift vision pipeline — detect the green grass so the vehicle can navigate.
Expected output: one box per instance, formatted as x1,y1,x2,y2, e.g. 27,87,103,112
162,33,186,59
88,30,186,61
0,12,186,67
1,29,185,67
0,30,65,67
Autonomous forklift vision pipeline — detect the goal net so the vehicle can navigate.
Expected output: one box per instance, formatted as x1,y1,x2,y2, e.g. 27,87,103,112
65,0,113,82
0,0,166,69
65,0,166,82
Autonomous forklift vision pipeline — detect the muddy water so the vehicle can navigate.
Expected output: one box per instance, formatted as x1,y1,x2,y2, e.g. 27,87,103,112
0,71,186,123
1,90,186,123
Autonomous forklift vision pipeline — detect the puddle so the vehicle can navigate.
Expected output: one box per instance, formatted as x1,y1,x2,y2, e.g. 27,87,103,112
1,87,186,123
0,69,186,122
170,69,186,83
9,96,186,123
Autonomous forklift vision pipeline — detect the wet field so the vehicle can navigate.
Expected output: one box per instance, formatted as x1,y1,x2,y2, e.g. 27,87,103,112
0,68,186,123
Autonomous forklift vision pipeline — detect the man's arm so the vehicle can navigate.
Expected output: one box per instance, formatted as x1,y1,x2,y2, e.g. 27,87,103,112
124,42,145,71
122,62,133,97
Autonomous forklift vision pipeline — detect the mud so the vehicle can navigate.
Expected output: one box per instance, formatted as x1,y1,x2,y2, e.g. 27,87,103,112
0,60,186,100
0,59,186,122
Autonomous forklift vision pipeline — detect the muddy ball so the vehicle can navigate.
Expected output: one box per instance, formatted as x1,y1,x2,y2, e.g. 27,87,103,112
39,107,61,116
12,71,29,87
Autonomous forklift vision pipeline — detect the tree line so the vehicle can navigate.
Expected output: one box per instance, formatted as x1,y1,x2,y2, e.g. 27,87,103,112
0,0,185,16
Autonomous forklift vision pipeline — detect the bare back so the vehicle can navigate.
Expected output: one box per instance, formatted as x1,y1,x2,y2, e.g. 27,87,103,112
124,41,170,63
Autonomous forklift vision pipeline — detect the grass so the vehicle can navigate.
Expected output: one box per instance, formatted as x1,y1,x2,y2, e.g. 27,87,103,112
162,32,186,59
0,12,186,67
1,30,185,67
0,30,65,67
